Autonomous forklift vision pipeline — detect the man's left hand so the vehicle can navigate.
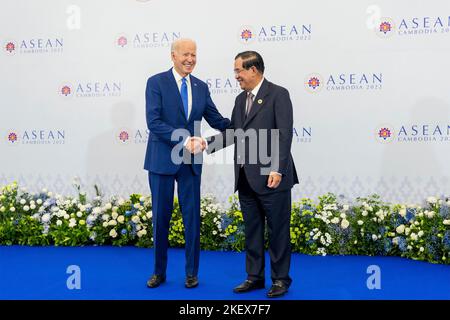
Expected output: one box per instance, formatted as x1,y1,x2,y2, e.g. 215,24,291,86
267,172,282,189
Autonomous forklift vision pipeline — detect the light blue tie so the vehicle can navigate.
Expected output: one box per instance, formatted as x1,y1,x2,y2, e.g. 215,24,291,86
181,77,188,119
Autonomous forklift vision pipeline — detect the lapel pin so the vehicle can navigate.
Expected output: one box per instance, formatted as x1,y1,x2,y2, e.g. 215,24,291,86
257,99,263,104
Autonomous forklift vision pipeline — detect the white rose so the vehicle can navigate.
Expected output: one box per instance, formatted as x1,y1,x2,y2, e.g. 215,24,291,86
64,214,70,220
109,229,118,238
367,206,373,212
396,225,405,234
30,204,36,210
340,213,346,219
104,203,112,210
343,204,349,211
331,217,339,224
118,198,125,206
102,214,110,221
357,220,364,225
41,213,51,223
76,211,83,218
392,237,399,245
0,207,5,213
133,203,141,210
36,199,43,205
56,220,63,226
443,220,450,225
419,247,424,252
10,207,16,212
410,233,418,241
111,212,118,220
69,219,77,228
372,234,377,241
118,215,125,223
93,207,102,215
407,245,412,250
135,224,142,231
112,206,118,212
212,231,217,235
418,230,424,237
23,205,30,212
341,219,350,229
405,227,411,236
362,210,368,217
399,208,406,217
132,216,140,223
20,199,26,205
108,220,117,226
102,222,108,228
146,211,152,219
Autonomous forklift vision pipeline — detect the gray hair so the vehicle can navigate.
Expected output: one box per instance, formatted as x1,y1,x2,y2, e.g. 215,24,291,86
171,38,197,53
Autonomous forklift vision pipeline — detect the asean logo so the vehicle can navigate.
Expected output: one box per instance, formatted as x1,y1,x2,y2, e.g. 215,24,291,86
119,130,129,143
8,132,18,143
376,18,395,38
304,73,323,93
5,42,15,53
117,36,128,48
376,125,394,143
238,26,255,44
61,85,71,96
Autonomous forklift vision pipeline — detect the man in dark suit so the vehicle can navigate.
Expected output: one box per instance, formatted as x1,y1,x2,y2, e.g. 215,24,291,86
207,51,298,297
144,38,230,289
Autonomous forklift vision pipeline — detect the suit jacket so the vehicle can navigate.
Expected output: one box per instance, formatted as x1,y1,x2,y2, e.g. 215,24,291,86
207,79,299,195
144,68,230,176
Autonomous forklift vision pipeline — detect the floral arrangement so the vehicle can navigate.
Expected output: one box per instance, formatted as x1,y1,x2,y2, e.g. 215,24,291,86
1,181,449,265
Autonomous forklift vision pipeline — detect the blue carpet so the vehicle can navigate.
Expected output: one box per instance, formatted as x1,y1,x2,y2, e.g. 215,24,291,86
0,246,449,300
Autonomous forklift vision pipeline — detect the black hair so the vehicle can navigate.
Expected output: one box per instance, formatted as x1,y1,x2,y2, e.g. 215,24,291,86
234,51,265,74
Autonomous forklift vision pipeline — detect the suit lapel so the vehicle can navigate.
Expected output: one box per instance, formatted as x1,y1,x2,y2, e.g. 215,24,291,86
166,68,188,122
243,79,270,128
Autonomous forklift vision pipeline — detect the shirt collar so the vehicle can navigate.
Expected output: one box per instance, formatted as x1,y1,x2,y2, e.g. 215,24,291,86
249,77,264,97
172,68,190,84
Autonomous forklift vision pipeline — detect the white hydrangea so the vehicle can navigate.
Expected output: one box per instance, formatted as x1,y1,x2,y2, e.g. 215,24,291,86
426,196,437,204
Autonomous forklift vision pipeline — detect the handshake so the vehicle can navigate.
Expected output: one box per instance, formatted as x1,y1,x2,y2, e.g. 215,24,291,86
185,136,207,155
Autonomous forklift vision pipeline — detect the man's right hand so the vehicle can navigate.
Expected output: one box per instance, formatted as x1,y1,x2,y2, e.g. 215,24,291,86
186,136,206,154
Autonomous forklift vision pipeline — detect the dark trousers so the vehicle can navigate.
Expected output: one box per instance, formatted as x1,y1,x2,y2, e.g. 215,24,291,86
148,164,201,277
237,168,292,287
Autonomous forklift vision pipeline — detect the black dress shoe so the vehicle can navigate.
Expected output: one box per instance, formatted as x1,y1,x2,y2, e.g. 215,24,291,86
185,276,199,288
267,280,288,298
233,280,265,293
146,274,166,288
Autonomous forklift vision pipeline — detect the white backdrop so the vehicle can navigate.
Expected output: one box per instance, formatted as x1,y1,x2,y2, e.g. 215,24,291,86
1,0,450,203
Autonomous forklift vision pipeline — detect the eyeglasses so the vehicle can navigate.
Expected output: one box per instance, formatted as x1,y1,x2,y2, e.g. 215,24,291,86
233,68,246,75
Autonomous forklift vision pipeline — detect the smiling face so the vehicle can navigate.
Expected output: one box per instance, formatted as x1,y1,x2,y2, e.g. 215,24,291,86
234,57,259,91
171,40,197,77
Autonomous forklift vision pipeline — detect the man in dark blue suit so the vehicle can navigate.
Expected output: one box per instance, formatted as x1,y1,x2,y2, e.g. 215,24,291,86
144,38,230,288
207,51,298,297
